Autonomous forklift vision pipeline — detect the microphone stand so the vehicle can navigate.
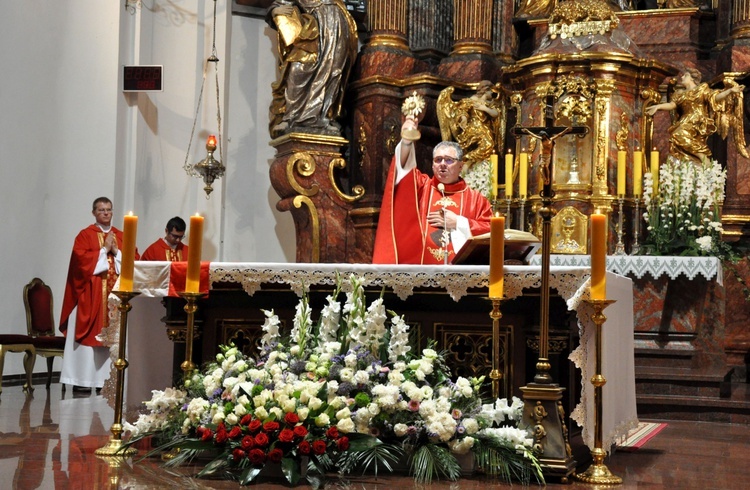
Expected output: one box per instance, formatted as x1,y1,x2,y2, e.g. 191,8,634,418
438,183,449,265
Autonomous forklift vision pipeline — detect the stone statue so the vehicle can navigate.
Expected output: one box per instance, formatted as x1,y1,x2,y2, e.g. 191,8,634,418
267,0,357,137
645,67,748,162
436,81,506,165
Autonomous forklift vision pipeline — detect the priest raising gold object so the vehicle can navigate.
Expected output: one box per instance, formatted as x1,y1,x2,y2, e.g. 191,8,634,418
372,114,493,264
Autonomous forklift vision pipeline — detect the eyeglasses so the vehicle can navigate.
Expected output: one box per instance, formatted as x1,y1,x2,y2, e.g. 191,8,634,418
433,156,458,165
168,233,185,241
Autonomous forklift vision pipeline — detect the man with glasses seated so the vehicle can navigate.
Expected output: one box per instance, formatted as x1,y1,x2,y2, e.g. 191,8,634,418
373,115,492,264
141,216,189,262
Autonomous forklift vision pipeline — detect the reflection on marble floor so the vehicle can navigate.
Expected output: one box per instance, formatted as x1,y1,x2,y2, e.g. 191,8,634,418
2,382,750,489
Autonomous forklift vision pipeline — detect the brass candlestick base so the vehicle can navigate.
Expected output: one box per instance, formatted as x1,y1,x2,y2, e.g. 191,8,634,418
574,298,622,485
178,291,207,376
96,290,140,457
486,297,510,400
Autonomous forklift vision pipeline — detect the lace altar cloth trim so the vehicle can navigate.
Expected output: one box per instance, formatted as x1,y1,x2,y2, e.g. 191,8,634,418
529,255,722,284
210,262,591,303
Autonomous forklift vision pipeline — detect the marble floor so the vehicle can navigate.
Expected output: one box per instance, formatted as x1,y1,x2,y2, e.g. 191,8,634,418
2,382,750,489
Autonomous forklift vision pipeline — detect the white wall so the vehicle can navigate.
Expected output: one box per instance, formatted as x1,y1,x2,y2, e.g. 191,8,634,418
0,1,293,377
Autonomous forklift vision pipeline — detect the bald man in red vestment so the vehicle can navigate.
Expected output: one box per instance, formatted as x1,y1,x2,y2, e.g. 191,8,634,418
141,216,189,261
373,116,492,264
59,197,138,393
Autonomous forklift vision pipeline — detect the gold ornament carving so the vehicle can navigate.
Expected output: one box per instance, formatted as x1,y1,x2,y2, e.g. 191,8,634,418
287,152,320,197
293,195,320,263
329,157,365,203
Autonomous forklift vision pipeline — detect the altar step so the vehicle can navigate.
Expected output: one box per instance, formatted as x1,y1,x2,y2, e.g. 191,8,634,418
634,365,750,424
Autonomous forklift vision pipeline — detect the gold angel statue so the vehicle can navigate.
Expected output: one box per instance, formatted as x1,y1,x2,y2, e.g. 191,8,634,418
645,67,748,162
436,80,506,166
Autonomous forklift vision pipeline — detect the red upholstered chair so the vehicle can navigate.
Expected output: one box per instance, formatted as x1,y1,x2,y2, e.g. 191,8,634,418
23,278,66,391
0,336,35,395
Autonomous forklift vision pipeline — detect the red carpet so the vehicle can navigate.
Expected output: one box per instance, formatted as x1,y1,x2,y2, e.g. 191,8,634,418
616,422,668,451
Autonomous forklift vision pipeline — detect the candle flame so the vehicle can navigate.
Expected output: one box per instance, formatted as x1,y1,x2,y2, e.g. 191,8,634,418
207,135,217,147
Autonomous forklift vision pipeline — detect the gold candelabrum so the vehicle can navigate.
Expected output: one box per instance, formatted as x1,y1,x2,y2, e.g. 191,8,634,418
95,290,140,457
574,298,622,485
178,291,207,377
631,196,642,255
487,297,511,400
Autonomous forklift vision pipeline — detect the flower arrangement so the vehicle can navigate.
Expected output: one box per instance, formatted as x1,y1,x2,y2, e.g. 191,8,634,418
123,274,543,486
643,156,731,257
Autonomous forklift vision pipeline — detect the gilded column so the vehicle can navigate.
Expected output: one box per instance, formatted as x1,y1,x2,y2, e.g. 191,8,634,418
451,0,494,55
731,0,750,39
591,80,616,199
366,0,408,50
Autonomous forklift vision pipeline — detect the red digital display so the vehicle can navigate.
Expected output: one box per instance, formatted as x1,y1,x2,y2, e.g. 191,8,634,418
123,65,163,92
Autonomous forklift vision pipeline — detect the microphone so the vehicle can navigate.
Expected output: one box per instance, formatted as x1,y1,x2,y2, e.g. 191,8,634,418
437,183,448,265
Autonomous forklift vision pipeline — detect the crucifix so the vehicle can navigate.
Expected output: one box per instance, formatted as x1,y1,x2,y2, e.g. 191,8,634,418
513,95,588,385
513,95,589,481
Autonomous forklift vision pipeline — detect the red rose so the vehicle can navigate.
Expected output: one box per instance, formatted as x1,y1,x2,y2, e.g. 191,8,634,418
248,419,262,434
263,420,280,432
326,427,339,440
267,448,284,463
248,448,266,465
217,422,226,433
293,425,308,439
278,428,295,443
254,432,270,447
241,435,255,450
200,428,214,442
336,436,350,451
240,414,253,426
284,412,300,425
215,430,229,444
228,426,242,440
312,440,327,455
232,448,246,462
298,440,311,455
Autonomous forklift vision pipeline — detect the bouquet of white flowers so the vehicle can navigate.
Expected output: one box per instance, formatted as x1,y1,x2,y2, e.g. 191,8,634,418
643,156,730,257
123,273,543,486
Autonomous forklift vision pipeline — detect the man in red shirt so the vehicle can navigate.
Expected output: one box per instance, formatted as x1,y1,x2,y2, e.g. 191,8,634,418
141,216,189,262
373,116,493,264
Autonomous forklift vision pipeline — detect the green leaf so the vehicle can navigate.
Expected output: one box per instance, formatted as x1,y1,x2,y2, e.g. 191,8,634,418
239,466,262,485
281,457,300,485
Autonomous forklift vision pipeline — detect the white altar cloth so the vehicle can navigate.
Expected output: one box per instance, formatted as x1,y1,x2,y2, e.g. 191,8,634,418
103,262,637,451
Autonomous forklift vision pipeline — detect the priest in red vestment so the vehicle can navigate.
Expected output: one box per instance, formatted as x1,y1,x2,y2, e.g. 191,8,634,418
59,197,139,392
141,216,189,261
373,116,492,264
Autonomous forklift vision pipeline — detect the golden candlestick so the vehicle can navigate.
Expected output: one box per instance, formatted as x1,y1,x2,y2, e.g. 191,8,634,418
96,290,140,457
487,297,510,399
575,298,622,485
178,291,206,376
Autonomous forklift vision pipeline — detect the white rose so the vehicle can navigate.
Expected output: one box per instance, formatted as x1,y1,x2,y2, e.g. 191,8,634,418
315,413,330,426
225,413,238,426
337,418,355,433
394,423,408,437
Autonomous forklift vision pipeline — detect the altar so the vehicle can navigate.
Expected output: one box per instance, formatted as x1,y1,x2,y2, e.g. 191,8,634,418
102,262,637,451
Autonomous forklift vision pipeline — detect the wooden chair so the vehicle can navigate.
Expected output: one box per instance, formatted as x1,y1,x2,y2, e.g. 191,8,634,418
0,336,35,395
23,278,66,391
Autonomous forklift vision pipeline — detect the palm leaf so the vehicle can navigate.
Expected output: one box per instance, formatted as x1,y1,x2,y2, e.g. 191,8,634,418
410,443,461,484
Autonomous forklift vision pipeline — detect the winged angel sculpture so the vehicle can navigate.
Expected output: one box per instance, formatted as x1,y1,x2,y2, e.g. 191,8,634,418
436,81,506,166
645,67,749,163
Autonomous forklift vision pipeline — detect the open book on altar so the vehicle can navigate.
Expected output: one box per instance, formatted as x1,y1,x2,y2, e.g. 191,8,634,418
452,229,541,265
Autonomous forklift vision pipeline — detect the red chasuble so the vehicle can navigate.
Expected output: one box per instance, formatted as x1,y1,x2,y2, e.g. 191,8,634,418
141,238,188,262
373,157,492,264
60,224,130,347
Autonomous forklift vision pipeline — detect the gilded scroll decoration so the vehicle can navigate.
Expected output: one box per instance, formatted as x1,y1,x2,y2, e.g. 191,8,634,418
329,157,365,203
287,152,320,197
293,195,320,262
